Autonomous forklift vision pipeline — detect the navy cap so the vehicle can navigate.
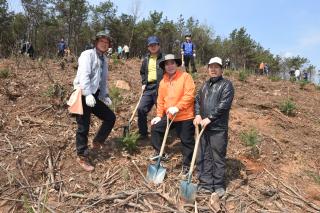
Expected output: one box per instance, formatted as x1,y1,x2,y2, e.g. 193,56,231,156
147,36,160,46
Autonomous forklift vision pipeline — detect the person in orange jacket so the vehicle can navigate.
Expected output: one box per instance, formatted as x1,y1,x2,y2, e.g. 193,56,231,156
150,54,195,175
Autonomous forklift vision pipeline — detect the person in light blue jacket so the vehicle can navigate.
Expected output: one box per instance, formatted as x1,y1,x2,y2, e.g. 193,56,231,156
73,31,116,171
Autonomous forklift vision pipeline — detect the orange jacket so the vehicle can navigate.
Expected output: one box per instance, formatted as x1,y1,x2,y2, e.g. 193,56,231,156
259,62,264,69
156,70,195,121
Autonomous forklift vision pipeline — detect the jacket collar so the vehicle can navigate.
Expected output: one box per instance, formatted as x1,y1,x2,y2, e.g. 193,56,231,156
147,51,163,60
208,76,223,86
163,69,182,81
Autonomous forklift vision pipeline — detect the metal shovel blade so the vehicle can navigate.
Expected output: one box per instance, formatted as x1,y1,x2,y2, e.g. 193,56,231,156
146,162,166,184
180,179,197,203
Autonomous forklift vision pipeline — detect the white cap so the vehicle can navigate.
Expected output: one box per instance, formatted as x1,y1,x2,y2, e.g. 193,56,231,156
208,57,222,66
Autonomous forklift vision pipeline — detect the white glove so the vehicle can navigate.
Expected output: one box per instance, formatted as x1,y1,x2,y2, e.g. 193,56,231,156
85,95,96,107
167,106,179,115
102,97,112,106
151,116,161,125
193,53,196,57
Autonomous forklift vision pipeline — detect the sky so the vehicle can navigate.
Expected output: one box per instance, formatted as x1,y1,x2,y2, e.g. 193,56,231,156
8,0,320,78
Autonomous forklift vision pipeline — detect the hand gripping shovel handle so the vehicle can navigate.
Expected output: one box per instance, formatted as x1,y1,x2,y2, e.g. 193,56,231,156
187,125,205,183
129,88,144,124
157,114,176,165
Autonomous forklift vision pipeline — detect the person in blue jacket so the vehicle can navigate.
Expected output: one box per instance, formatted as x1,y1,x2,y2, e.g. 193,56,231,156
181,34,197,73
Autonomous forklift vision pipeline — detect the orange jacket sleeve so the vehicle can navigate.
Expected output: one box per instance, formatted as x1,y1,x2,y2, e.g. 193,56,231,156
176,74,195,111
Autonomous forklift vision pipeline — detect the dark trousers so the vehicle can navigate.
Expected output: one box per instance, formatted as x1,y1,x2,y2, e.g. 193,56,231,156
197,129,228,191
75,92,116,157
184,55,197,73
151,117,195,166
137,85,157,136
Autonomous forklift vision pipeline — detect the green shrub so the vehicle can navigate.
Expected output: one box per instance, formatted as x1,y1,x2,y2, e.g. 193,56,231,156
121,132,140,153
238,70,249,82
109,86,123,111
268,75,281,82
240,128,260,159
299,80,308,90
289,76,296,83
190,72,198,80
0,68,10,78
44,83,65,98
306,171,320,185
279,99,296,116
240,128,259,147
223,70,232,77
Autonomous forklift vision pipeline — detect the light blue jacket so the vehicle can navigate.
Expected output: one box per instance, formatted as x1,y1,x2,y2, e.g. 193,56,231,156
73,48,109,100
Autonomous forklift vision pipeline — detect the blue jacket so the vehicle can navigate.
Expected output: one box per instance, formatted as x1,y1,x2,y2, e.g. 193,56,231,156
58,41,66,51
181,41,195,56
73,48,109,100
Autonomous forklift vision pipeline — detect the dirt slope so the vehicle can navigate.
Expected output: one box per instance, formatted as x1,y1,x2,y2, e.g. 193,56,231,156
0,57,319,212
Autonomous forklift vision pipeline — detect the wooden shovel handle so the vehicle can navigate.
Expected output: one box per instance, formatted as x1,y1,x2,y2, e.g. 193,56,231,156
129,88,144,124
189,125,205,176
158,114,176,157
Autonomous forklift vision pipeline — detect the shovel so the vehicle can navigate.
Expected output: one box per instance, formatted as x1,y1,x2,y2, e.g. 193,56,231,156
146,114,175,184
122,88,144,137
180,124,205,203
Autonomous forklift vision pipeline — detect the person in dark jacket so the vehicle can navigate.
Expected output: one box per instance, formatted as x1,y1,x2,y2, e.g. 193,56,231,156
193,56,234,197
137,36,164,139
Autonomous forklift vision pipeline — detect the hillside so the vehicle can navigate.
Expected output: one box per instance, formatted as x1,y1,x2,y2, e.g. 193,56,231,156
0,57,319,212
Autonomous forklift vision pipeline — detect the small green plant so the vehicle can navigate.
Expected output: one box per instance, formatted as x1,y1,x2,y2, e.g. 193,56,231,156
279,99,296,116
121,167,130,180
240,128,260,159
44,83,65,98
238,70,249,82
121,132,140,153
111,53,119,65
289,76,296,83
306,171,320,185
299,80,308,90
22,195,34,213
0,68,10,78
223,70,232,77
268,75,281,82
240,128,259,147
109,86,123,111
190,72,198,79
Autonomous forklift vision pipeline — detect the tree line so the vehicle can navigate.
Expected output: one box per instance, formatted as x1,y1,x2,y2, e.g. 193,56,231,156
0,0,316,78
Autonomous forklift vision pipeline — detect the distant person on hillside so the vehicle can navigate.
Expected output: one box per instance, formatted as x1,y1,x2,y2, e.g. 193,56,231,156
224,58,230,69
289,68,295,78
72,31,116,171
194,57,234,197
137,36,164,139
27,42,34,59
181,34,197,73
123,44,130,60
264,63,269,76
295,69,301,81
57,38,66,58
303,70,308,81
117,45,123,59
259,62,264,75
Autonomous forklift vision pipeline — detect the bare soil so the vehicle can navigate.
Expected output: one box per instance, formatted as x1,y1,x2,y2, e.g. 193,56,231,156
0,56,319,212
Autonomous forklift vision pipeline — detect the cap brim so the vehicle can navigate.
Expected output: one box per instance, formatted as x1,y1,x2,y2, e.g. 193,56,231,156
159,58,182,70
